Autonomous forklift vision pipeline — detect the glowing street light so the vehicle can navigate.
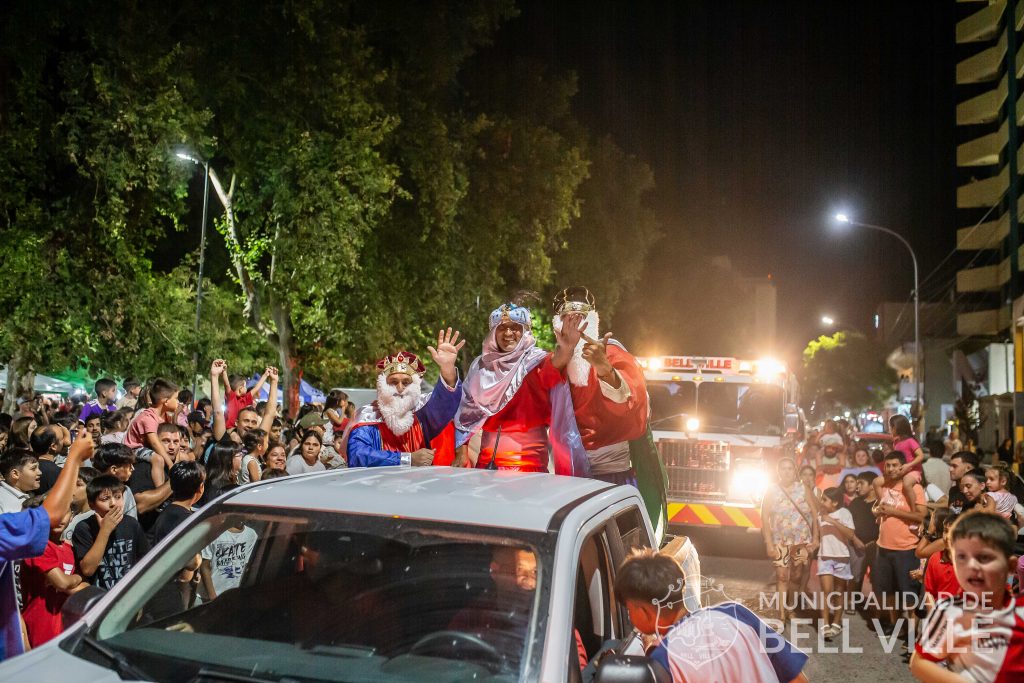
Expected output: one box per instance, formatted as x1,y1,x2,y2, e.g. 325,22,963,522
821,315,835,327
831,211,922,419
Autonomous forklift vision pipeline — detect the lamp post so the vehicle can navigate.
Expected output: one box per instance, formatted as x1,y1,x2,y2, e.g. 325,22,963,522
821,315,836,327
176,151,210,402
834,213,922,422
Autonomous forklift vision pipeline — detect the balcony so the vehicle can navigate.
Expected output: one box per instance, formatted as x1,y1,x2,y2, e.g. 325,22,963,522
958,211,1009,250
957,258,1010,292
957,32,1007,84
958,120,1007,166
956,1,1005,44
958,308,1011,336
957,167,1009,208
957,76,1008,125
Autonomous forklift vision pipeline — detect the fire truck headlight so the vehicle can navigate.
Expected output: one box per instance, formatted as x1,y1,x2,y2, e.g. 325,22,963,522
729,466,769,501
685,417,700,432
755,358,786,377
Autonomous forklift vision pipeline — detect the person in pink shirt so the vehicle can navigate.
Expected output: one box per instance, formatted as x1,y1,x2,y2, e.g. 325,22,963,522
873,414,925,514
124,379,179,487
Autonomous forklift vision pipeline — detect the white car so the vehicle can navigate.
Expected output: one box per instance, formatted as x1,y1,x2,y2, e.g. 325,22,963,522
1,468,662,682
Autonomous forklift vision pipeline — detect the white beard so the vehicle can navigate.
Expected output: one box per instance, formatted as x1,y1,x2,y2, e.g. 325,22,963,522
376,373,422,436
553,311,600,387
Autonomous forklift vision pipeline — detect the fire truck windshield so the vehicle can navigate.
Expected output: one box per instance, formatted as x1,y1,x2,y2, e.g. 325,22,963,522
647,380,785,435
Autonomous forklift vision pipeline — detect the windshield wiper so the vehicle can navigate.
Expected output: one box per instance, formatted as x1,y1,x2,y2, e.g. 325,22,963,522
79,633,154,682
192,667,286,683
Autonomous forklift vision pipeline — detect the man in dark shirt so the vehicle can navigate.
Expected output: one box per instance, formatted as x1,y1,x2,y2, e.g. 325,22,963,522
941,451,979,515
847,472,880,592
151,461,205,544
145,461,206,621
29,425,68,495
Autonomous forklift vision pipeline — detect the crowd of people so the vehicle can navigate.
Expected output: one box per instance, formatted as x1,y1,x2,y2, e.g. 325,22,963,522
0,288,689,668
3,284,1022,680
761,414,1024,679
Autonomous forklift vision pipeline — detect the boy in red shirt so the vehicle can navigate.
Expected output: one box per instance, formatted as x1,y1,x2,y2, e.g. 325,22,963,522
222,368,272,429
912,511,1024,682
19,496,85,647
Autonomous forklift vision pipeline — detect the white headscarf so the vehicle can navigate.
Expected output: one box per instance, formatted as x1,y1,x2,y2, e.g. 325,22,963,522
454,324,548,438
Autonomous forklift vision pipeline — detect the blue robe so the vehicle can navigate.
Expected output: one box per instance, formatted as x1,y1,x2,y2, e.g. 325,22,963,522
347,379,462,467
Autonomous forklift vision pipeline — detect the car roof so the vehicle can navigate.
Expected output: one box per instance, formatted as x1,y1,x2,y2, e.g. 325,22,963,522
223,467,617,532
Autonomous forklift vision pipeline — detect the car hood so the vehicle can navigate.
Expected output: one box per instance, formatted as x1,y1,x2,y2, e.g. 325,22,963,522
0,639,140,682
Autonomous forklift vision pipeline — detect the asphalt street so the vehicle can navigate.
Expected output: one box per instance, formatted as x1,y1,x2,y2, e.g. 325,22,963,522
683,527,916,682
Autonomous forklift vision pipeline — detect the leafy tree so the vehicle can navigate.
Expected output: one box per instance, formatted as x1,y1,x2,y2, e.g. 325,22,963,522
800,331,896,419
0,1,220,409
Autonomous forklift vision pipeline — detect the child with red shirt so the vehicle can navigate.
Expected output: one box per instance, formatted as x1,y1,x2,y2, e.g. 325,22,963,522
19,496,85,647
916,509,961,609
223,369,271,429
912,512,1024,682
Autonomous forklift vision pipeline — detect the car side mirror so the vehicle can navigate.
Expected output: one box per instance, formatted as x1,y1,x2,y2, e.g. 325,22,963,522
62,584,106,630
594,654,669,683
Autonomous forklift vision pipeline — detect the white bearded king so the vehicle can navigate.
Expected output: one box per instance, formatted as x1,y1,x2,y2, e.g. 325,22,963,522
375,367,423,436
343,350,462,468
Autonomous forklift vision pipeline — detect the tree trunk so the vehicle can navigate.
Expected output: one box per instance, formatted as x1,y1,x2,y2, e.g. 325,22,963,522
271,297,300,421
209,167,302,419
2,353,34,414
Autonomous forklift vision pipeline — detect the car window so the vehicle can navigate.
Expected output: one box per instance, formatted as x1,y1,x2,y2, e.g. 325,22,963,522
613,506,648,553
571,528,614,669
74,507,547,683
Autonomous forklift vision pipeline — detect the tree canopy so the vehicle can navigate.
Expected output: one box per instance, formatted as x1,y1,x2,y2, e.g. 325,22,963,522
0,0,661,411
800,331,896,419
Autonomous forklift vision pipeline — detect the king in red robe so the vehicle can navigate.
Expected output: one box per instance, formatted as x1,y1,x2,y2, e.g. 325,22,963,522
552,287,649,485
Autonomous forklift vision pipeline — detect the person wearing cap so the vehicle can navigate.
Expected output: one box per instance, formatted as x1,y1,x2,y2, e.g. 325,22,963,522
342,329,465,468
551,286,649,486
453,303,589,474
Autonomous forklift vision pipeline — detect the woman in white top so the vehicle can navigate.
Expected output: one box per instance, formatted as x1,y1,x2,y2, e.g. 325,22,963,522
286,432,326,475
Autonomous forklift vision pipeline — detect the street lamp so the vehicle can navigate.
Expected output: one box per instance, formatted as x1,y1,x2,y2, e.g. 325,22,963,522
821,315,835,327
833,212,922,421
176,150,210,402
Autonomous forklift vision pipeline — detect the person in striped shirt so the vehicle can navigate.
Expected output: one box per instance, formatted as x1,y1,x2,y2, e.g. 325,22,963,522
615,548,809,683
911,511,1024,682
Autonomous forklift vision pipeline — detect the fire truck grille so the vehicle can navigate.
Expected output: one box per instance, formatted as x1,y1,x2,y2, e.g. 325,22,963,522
658,440,730,498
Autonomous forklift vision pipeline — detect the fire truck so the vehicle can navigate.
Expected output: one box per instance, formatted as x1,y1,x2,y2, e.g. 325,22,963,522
639,355,801,532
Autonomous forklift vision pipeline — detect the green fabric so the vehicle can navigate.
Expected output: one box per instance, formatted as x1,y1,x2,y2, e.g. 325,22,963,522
630,426,668,546
47,368,99,392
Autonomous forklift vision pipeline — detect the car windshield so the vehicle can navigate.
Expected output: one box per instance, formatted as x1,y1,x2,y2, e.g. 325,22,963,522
69,506,547,682
648,379,785,435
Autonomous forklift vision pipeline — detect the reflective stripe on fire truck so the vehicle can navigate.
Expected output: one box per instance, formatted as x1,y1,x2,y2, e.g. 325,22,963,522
667,503,762,528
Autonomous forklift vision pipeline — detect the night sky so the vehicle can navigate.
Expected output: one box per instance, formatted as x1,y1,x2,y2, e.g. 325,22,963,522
488,1,959,361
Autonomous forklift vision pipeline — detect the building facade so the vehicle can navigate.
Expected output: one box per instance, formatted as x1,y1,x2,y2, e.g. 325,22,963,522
955,0,1024,442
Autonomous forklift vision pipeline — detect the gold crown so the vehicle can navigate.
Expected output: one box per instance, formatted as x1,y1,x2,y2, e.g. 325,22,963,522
379,352,424,377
